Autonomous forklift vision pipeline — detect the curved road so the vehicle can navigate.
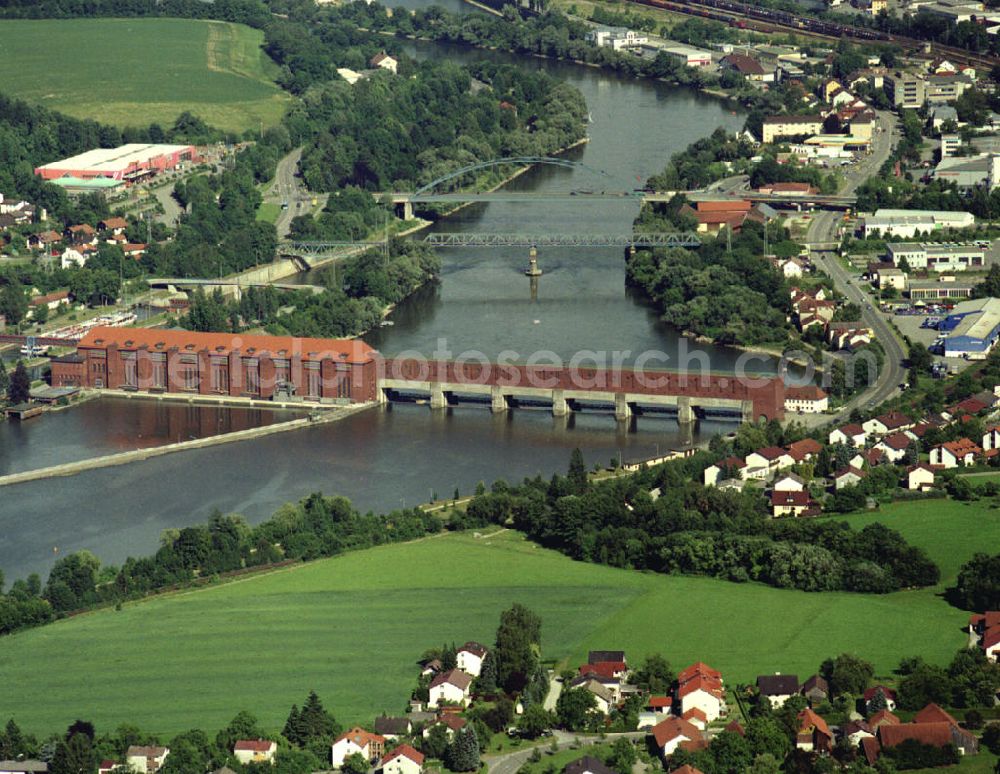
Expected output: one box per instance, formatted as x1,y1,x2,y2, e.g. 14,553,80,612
806,111,907,423
485,731,646,774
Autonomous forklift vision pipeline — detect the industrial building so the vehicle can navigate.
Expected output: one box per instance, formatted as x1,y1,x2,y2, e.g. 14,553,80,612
886,242,986,271
35,143,197,182
50,327,379,403
908,278,975,300
935,298,1000,357
860,209,975,238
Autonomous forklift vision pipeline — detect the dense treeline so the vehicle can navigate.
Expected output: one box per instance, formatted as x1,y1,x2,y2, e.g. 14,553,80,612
0,493,441,637
0,0,272,29
953,553,1000,611
459,451,940,594
626,214,792,345
184,239,439,337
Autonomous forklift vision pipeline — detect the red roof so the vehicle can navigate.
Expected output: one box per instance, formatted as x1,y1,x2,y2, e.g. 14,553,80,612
381,744,425,767
754,446,789,461
78,326,377,365
868,710,899,727
786,438,822,461
677,674,722,698
722,53,765,75
983,625,1000,649
459,641,488,658
650,717,703,748
677,662,721,683
798,708,831,739
715,455,747,470
875,411,911,430
940,438,982,457
694,200,753,213
879,722,953,748
335,727,386,748
880,432,911,451
786,385,827,401
429,668,473,691
671,766,705,774
914,703,958,726
771,490,810,506
436,715,467,732
648,696,673,708
836,423,865,437
724,719,745,736
234,740,274,752
682,707,708,722
579,661,627,679
861,736,881,766
863,686,896,702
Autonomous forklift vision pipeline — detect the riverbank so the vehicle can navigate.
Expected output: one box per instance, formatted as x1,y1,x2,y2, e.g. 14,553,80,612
0,399,374,488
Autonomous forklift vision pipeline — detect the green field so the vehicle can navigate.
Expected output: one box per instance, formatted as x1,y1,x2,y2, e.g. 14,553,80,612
1,501,998,738
0,18,290,133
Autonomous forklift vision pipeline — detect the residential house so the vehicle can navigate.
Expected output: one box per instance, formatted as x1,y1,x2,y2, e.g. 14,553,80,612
679,200,753,234
65,224,97,245
862,411,913,437
588,650,626,665
876,703,978,757
773,473,806,492
233,741,277,765
757,674,800,708
650,717,706,757
563,756,617,774
379,745,424,774
331,728,386,768
771,490,812,517
30,289,71,313
746,446,794,473
421,659,443,677
676,662,724,723
647,696,673,715
703,456,747,486
573,677,616,714
374,717,413,741
125,746,170,774
28,230,62,250
874,432,912,463
720,53,772,82
784,385,829,414
422,715,466,740
99,217,128,235
578,659,627,680
829,423,867,448
786,438,823,463
833,466,866,490
982,425,1000,451
370,52,398,73
863,686,897,713
843,721,875,746
906,463,937,491
868,710,900,729
929,438,981,468
428,669,473,708
682,707,708,731
777,256,805,278
456,642,488,677
800,675,829,705
796,708,833,753
98,762,117,774
828,324,874,351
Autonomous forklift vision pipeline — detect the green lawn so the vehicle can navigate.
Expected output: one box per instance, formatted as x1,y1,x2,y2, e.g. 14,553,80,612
0,503,994,738
0,18,290,133
257,201,281,224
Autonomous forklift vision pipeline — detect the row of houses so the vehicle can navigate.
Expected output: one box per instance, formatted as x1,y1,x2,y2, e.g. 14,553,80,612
789,286,874,352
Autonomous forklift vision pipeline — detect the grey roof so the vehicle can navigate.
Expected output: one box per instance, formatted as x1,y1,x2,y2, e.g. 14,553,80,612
374,717,412,735
587,650,625,663
757,674,800,696
0,762,49,773
564,757,617,774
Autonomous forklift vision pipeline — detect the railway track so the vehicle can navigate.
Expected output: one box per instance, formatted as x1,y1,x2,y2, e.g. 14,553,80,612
629,0,998,71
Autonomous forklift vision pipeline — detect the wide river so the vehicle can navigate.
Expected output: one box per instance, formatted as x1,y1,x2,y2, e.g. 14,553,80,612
0,21,750,581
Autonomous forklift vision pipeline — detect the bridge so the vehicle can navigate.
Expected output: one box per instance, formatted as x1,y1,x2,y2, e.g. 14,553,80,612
379,358,785,422
146,277,326,294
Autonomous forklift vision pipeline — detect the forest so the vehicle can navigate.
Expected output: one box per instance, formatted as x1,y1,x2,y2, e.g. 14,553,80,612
459,450,940,595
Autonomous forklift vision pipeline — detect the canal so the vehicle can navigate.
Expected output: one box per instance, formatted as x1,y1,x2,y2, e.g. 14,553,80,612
0,26,750,581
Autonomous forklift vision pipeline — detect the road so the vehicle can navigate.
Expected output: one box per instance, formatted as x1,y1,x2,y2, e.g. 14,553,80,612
806,110,907,423
484,731,646,774
267,146,321,239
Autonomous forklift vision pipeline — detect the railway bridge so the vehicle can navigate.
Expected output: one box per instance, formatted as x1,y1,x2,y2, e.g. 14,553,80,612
379,358,785,422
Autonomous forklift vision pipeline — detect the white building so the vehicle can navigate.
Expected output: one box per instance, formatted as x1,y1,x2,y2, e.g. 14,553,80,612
586,26,648,51
860,209,975,238
784,385,829,413
428,669,473,708
456,642,487,677
379,745,424,774
887,242,986,272
331,729,385,768
660,43,713,67
233,740,277,765
125,746,169,774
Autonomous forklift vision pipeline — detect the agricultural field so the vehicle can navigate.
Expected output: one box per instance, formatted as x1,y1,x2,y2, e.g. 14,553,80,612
0,500,996,738
0,18,290,133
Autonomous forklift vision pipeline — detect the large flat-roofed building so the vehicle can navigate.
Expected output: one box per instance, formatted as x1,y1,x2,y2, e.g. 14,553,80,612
887,242,986,271
660,43,713,68
861,209,975,238
761,115,824,144
908,278,975,300
938,298,1000,357
50,327,379,403
884,72,925,109
35,144,196,182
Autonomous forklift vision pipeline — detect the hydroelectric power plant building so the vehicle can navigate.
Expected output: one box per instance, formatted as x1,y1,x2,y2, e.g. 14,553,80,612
50,328,380,403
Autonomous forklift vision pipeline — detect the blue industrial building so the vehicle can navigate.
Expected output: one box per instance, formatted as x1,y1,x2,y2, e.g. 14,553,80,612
937,298,1000,357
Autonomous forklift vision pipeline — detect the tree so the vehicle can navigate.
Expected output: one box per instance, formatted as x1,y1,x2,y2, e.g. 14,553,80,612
283,692,340,747
445,727,479,772
8,360,29,404
0,360,8,402
49,733,95,774
555,688,597,731
494,604,542,693
32,303,49,326
954,553,1000,610
421,723,450,760
567,448,588,494
516,704,554,739
821,653,874,697
216,710,262,753
342,753,369,774
0,284,28,327
745,717,791,761
607,738,636,774
632,654,674,694
475,651,498,694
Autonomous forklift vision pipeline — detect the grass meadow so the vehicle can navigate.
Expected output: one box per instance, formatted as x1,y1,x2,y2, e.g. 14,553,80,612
1,497,997,737
0,18,290,133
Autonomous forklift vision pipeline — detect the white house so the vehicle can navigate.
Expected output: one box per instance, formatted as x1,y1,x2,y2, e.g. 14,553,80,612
428,669,473,708
929,439,981,468
745,446,794,473
833,466,866,490
233,740,277,765
577,678,614,714
379,745,424,774
984,628,1000,662
370,52,398,73
677,675,724,722
906,463,937,491
60,246,92,269
421,715,466,740
650,717,704,757
874,432,912,463
779,257,805,278
703,456,747,486
756,674,800,708
456,642,487,677
773,473,806,492
983,426,1000,451
331,728,386,768
829,423,867,448
784,385,829,414
862,411,913,437
125,746,170,774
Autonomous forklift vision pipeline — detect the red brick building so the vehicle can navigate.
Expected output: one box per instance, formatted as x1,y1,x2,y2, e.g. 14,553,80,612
51,327,379,403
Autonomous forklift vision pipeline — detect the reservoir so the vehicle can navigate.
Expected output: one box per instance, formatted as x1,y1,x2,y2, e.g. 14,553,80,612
0,30,749,581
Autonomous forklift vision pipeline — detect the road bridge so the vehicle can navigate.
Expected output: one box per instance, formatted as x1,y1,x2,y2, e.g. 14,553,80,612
146,278,326,294
379,358,785,422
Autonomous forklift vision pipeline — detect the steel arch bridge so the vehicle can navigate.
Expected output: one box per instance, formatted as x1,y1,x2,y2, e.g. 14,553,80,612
413,157,618,196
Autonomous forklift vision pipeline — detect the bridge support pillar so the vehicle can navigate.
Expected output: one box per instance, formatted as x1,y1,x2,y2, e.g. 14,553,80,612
741,400,755,424
677,397,694,425
491,386,508,413
377,386,389,405
614,393,632,421
552,389,568,417
430,385,447,409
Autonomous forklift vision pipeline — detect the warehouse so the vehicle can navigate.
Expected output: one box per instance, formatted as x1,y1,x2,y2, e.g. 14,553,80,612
908,278,975,300
936,298,1000,358
861,209,975,238
34,143,197,182
50,327,380,403
886,242,986,271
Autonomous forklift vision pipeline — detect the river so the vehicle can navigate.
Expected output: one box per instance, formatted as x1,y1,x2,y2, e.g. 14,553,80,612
0,24,750,581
